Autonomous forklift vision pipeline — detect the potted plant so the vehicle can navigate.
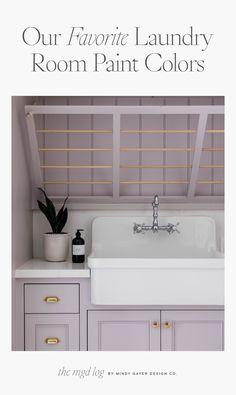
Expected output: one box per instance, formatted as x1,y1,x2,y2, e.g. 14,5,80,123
37,188,69,262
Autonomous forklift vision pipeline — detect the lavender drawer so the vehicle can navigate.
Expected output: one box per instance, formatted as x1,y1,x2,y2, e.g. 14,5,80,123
25,314,80,351
25,284,79,313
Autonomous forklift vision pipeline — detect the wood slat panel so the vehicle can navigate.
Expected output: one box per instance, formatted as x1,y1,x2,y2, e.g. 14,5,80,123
120,180,223,185
120,165,224,169
121,129,224,134
42,181,112,185
40,165,112,169
39,147,223,152
121,148,193,152
39,148,112,152
121,147,224,152
37,129,112,133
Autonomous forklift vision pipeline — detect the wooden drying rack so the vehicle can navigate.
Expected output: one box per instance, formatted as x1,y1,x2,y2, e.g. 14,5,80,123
41,180,223,185
25,104,224,203
36,129,224,134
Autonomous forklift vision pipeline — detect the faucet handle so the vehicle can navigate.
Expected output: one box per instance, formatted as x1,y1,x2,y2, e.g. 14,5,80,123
167,222,180,234
172,222,180,234
133,223,145,234
133,223,138,234
133,223,141,234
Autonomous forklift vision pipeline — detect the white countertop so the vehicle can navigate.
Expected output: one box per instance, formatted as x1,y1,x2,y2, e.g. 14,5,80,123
14,258,90,278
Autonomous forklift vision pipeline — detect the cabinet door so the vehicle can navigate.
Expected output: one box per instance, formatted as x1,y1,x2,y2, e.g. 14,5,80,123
88,310,160,351
25,314,79,351
161,310,224,351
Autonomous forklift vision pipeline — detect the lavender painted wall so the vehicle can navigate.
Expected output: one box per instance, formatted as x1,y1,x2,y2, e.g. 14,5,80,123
12,96,34,350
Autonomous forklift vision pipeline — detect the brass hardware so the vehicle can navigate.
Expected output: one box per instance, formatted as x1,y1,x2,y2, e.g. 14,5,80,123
163,322,172,329
152,321,160,328
44,296,60,303
45,337,60,345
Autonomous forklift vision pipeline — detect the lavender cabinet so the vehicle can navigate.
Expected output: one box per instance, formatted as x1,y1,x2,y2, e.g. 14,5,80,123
88,310,161,351
24,283,80,351
161,310,224,351
21,281,224,352
88,309,224,351
25,314,79,351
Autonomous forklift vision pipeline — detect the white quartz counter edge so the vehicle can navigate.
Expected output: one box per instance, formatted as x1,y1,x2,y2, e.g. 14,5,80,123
14,259,91,278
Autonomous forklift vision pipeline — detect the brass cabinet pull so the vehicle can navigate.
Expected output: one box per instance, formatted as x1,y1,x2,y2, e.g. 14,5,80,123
163,322,172,329
152,321,160,328
45,337,60,345
44,296,60,303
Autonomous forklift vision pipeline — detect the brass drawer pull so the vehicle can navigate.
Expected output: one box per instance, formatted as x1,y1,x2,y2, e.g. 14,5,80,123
152,321,160,328
163,322,172,329
45,337,60,345
44,296,60,303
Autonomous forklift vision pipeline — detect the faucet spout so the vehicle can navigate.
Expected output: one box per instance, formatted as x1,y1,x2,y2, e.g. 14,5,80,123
152,194,159,232
132,194,180,235
152,195,159,206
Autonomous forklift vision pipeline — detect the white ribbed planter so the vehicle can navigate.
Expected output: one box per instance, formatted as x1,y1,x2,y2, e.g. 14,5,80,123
43,233,69,262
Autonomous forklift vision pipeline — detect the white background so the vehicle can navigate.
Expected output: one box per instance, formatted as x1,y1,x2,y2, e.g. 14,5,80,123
0,0,235,394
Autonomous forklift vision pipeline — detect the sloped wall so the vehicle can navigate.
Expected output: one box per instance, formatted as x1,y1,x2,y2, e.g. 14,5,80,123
12,96,34,350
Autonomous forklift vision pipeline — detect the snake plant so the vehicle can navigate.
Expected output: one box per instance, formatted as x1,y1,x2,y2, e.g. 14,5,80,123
37,188,68,233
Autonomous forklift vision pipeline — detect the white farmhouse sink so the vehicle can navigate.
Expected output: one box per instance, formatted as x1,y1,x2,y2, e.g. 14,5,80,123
87,216,224,306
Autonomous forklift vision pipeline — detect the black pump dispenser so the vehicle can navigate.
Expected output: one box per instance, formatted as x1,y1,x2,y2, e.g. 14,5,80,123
72,229,85,263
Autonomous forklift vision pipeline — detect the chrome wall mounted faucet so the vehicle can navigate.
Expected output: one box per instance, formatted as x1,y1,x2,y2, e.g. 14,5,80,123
152,194,159,232
133,195,180,235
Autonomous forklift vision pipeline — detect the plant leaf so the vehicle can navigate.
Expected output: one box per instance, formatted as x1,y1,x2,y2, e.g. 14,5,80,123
37,200,56,232
56,196,68,226
62,195,68,209
38,188,57,228
38,188,56,217
56,208,68,233
37,189,68,233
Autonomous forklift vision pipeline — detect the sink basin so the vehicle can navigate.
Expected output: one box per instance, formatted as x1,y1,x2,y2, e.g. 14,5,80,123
87,216,224,305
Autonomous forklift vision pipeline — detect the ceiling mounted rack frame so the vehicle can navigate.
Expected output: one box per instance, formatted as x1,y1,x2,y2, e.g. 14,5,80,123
24,104,224,207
